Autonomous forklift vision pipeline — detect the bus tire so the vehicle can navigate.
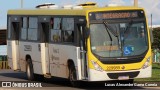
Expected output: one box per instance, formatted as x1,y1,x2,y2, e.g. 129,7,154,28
69,65,81,87
26,59,34,81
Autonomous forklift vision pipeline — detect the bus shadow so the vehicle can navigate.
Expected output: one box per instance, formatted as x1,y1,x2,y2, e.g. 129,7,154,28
0,71,27,80
39,77,145,89
37,77,72,87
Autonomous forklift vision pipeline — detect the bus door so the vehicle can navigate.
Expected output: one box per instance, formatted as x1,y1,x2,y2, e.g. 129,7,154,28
77,24,88,79
8,17,21,70
39,17,50,77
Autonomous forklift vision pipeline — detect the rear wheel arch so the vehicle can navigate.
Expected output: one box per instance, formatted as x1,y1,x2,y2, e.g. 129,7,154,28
67,59,75,69
67,59,81,87
26,55,31,62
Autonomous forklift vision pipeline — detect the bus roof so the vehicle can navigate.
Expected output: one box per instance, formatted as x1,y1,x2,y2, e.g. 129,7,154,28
8,6,144,16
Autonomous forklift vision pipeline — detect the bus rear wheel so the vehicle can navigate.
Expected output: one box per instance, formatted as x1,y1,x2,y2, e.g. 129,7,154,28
69,65,81,87
26,59,34,81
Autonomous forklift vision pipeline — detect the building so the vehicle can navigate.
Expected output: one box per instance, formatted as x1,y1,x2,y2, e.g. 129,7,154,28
149,25,160,29
0,29,7,56
0,29,6,45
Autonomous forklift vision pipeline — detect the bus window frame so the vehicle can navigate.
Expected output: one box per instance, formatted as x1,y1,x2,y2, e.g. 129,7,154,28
18,15,40,43
50,17,62,44
49,16,86,46
49,15,81,46
62,18,74,43
8,15,86,45
21,16,28,41
27,16,39,41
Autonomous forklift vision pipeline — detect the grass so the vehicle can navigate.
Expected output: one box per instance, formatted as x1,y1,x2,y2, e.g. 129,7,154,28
135,63,160,81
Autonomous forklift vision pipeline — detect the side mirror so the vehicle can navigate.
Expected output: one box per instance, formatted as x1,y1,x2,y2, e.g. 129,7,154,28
150,28,154,43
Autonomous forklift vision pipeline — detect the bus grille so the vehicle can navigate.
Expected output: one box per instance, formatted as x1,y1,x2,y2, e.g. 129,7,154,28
107,71,140,79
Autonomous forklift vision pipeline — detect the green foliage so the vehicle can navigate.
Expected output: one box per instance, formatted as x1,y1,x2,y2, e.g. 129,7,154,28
135,63,160,81
152,27,160,49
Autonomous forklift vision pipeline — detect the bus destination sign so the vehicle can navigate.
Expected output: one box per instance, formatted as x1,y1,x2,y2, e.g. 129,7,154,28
95,12,138,19
90,10,144,20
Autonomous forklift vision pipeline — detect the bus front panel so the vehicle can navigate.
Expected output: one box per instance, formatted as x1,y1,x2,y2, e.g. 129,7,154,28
87,9,152,81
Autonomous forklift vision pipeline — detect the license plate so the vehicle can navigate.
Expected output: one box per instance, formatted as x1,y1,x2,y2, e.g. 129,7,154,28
118,76,129,80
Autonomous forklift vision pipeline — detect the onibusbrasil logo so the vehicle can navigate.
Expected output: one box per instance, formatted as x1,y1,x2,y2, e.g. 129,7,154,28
1,82,42,87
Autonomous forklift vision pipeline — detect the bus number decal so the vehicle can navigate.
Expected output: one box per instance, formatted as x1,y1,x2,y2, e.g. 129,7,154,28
24,45,32,51
106,66,120,71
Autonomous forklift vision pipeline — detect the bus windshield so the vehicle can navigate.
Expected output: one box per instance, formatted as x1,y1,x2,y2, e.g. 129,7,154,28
90,20,148,58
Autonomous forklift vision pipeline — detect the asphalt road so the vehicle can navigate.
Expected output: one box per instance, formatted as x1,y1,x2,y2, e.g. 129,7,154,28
0,69,160,90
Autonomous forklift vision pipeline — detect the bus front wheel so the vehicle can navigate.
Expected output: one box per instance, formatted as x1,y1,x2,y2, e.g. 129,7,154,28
69,65,80,87
26,59,34,81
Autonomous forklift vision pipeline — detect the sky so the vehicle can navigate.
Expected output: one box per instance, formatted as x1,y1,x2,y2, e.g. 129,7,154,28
0,0,160,29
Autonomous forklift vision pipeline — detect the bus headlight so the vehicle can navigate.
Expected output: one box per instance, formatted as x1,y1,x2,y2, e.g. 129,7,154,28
142,57,151,69
91,60,103,72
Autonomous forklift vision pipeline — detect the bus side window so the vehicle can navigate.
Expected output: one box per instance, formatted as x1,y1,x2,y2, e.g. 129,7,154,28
62,18,74,43
51,18,62,43
63,31,74,42
28,17,38,41
21,17,27,40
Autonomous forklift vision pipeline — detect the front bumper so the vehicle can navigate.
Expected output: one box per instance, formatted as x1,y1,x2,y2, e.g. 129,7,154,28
88,65,151,81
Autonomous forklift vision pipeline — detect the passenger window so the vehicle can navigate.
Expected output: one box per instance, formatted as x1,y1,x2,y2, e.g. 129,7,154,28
62,18,74,43
62,18,74,30
28,17,38,40
50,17,75,43
54,18,61,30
51,30,61,42
21,17,27,40
63,31,74,42
51,18,62,42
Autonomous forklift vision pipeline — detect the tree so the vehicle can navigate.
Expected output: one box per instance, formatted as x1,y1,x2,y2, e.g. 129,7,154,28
152,27,160,49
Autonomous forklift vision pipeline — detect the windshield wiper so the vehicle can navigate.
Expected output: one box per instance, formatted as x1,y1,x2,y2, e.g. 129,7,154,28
103,21,113,42
103,22,112,57
104,22,118,37
103,21,120,57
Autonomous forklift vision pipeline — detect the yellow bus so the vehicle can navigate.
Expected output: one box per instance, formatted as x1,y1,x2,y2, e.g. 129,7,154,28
7,3,152,86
